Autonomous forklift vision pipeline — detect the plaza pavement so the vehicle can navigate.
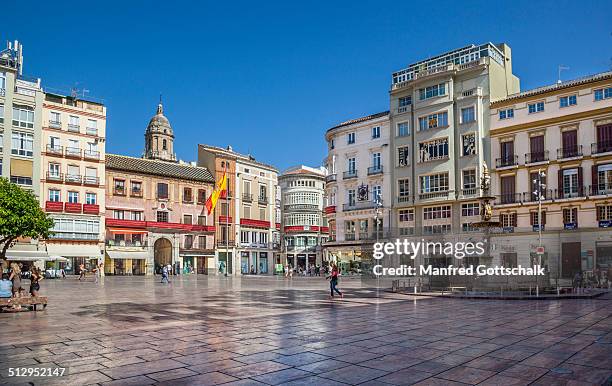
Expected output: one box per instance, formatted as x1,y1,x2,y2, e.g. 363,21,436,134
0,275,611,386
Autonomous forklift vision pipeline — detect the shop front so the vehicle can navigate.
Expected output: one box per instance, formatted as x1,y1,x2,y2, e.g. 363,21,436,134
4,249,49,272
46,244,102,275
325,246,373,276
105,250,148,275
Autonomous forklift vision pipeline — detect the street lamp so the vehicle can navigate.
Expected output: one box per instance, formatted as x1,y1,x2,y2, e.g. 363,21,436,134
374,192,382,290
532,169,546,297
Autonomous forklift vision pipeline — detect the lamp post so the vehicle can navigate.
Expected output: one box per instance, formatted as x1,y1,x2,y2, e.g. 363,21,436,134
374,192,382,290
532,169,546,297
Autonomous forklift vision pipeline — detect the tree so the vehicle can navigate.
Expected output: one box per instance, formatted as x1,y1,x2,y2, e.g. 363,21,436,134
0,178,54,261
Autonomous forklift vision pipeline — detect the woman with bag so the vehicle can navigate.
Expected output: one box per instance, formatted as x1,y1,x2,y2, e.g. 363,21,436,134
327,263,343,299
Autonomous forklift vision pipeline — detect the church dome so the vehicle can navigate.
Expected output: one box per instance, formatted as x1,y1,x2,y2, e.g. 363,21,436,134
146,103,174,137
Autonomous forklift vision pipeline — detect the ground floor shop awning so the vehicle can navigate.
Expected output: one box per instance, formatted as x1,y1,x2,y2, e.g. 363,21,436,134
106,250,149,260
46,244,102,258
5,250,49,261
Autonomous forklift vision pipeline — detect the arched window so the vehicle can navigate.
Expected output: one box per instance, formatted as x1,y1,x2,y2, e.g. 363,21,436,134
162,139,167,150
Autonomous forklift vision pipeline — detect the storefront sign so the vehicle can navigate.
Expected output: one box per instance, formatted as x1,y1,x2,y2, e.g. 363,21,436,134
564,222,577,230
599,220,612,228
502,227,514,233
532,225,545,232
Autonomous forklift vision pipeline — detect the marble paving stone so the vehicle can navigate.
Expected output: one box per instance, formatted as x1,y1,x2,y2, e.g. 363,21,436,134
318,364,388,384
437,365,497,384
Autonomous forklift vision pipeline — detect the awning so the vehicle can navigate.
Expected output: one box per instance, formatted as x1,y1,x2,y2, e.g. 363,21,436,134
5,250,49,261
46,244,102,258
47,256,69,262
106,250,149,260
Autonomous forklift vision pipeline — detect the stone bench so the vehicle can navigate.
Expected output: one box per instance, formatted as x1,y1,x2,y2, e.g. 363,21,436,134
0,296,48,311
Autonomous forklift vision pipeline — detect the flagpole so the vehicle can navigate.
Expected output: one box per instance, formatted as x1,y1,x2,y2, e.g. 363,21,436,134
225,160,229,277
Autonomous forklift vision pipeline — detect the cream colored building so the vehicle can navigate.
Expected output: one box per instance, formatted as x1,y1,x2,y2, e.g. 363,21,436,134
40,92,106,272
0,40,48,264
323,111,392,274
490,71,612,281
198,145,280,275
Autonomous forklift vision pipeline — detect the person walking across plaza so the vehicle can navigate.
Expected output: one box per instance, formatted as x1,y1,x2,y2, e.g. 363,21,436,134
161,265,170,284
327,263,343,299
78,263,86,281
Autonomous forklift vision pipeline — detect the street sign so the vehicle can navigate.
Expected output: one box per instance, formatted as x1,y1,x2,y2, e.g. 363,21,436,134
536,246,545,255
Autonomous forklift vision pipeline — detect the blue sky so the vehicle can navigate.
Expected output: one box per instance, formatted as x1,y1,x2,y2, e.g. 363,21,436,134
3,0,611,171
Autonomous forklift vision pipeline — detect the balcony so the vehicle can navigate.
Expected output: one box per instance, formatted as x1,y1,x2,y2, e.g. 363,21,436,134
46,172,63,182
86,127,98,136
83,176,100,186
46,145,63,156
242,193,253,202
554,187,586,200
459,188,478,198
67,124,80,133
48,120,62,129
106,239,147,248
495,193,522,205
84,150,100,160
495,155,518,168
216,240,236,247
342,170,357,180
65,147,82,158
113,187,126,196
49,233,98,241
557,145,583,160
367,166,383,176
342,201,377,211
397,195,411,203
345,233,356,241
325,174,337,183
240,218,271,228
183,195,193,204
65,174,82,184
419,191,451,200
258,195,268,205
130,189,143,198
324,205,336,214
64,202,82,213
591,183,612,196
45,201,63,212
523,189,555,202
83,204,99,214
525,151,549,164
592,141,612,155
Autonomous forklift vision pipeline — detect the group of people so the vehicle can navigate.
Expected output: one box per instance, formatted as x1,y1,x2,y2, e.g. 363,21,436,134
0,262,43,308
282,262,344,299
78,262,104,283
284,264,331,278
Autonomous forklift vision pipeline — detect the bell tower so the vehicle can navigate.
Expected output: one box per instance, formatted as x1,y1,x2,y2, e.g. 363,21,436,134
144,98,176,162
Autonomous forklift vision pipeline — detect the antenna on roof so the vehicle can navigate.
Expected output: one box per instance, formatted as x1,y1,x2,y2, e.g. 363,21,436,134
557,65,570,84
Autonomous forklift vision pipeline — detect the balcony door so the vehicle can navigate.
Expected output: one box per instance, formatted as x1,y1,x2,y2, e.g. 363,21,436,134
500,176,515,204
597,124,612,152
562,130,577,156
530,135,544,161
501,141,514,162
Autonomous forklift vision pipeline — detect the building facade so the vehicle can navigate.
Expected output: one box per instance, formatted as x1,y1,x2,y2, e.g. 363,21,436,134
104,103,216,275
198,145,280,275
323,111,392,274
388,43,520,241
0,40,48,263
40,91,107,273
490,71,612,281
279,165,328,270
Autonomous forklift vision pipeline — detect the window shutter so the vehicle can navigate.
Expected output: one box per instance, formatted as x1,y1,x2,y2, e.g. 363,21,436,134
577,166,583,195
542,211,547,225
558,169,563,194
530,212,535,226
592,165,598,194
512,214,517,227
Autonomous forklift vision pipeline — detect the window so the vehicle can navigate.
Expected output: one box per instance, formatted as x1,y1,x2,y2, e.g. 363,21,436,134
499,108,514,120
423,224,451,235
372,185,382,203
131,211,143,221
114,179,125,194
463,170,477,190
48,163,60,178
418,138,448,162
12,105,34,128
398,179,410,198
86,193,97,205
560,95,577,108
462,223,479,232
562,168,579,198
10,176,32,186
371,126,380,139
11,131,33,157
461,202,479,217
48,189,60,202
500,213,517,228
162,139,167,150
347,189,355,206
461,106,475,123
419,83,446,100
347,132,355,144
259,184,267,200
399,96,412,107
50,218,100,240
114,210,125,220
183,214,193,224
597,205,612,221
418,112,448,131
183,187,193,202
198,189,207,204
594,87,612,101
347,157,356,173
528,101,544,114
462,133,476,155
157,183,169,199
68,115,80,131
49,111,61,125
329,139,335,150
68,191,79,203
156,211,169,223
0,104,4,124
597,164,612,194
398,209,414,222
563,208,578,225
198,215,206,225
49,136,61,150
420,173,449,193
0,132,2,152
198,235,206,249
131,181,142,196
86,119,97,135
259,207,266,220
530,211,546,228
372,152,381,169
397,146,409,166
397,122,410,137
243,205,251,219
423,205,451,220
184,235,193,249
0,72,4,90
501,253,518,268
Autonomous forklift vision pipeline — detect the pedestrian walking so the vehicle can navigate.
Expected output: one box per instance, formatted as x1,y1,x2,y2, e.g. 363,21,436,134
327,263,343,299
161,265,170,284
29,267,43,297
78,263,86,281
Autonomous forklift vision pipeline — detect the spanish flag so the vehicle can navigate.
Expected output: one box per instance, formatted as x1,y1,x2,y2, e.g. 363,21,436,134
206,172,227,215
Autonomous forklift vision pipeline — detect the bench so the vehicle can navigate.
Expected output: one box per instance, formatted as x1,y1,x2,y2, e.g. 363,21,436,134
0,296,48,311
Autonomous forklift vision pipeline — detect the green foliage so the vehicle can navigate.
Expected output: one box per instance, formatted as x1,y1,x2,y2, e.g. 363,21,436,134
0,178,55,259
